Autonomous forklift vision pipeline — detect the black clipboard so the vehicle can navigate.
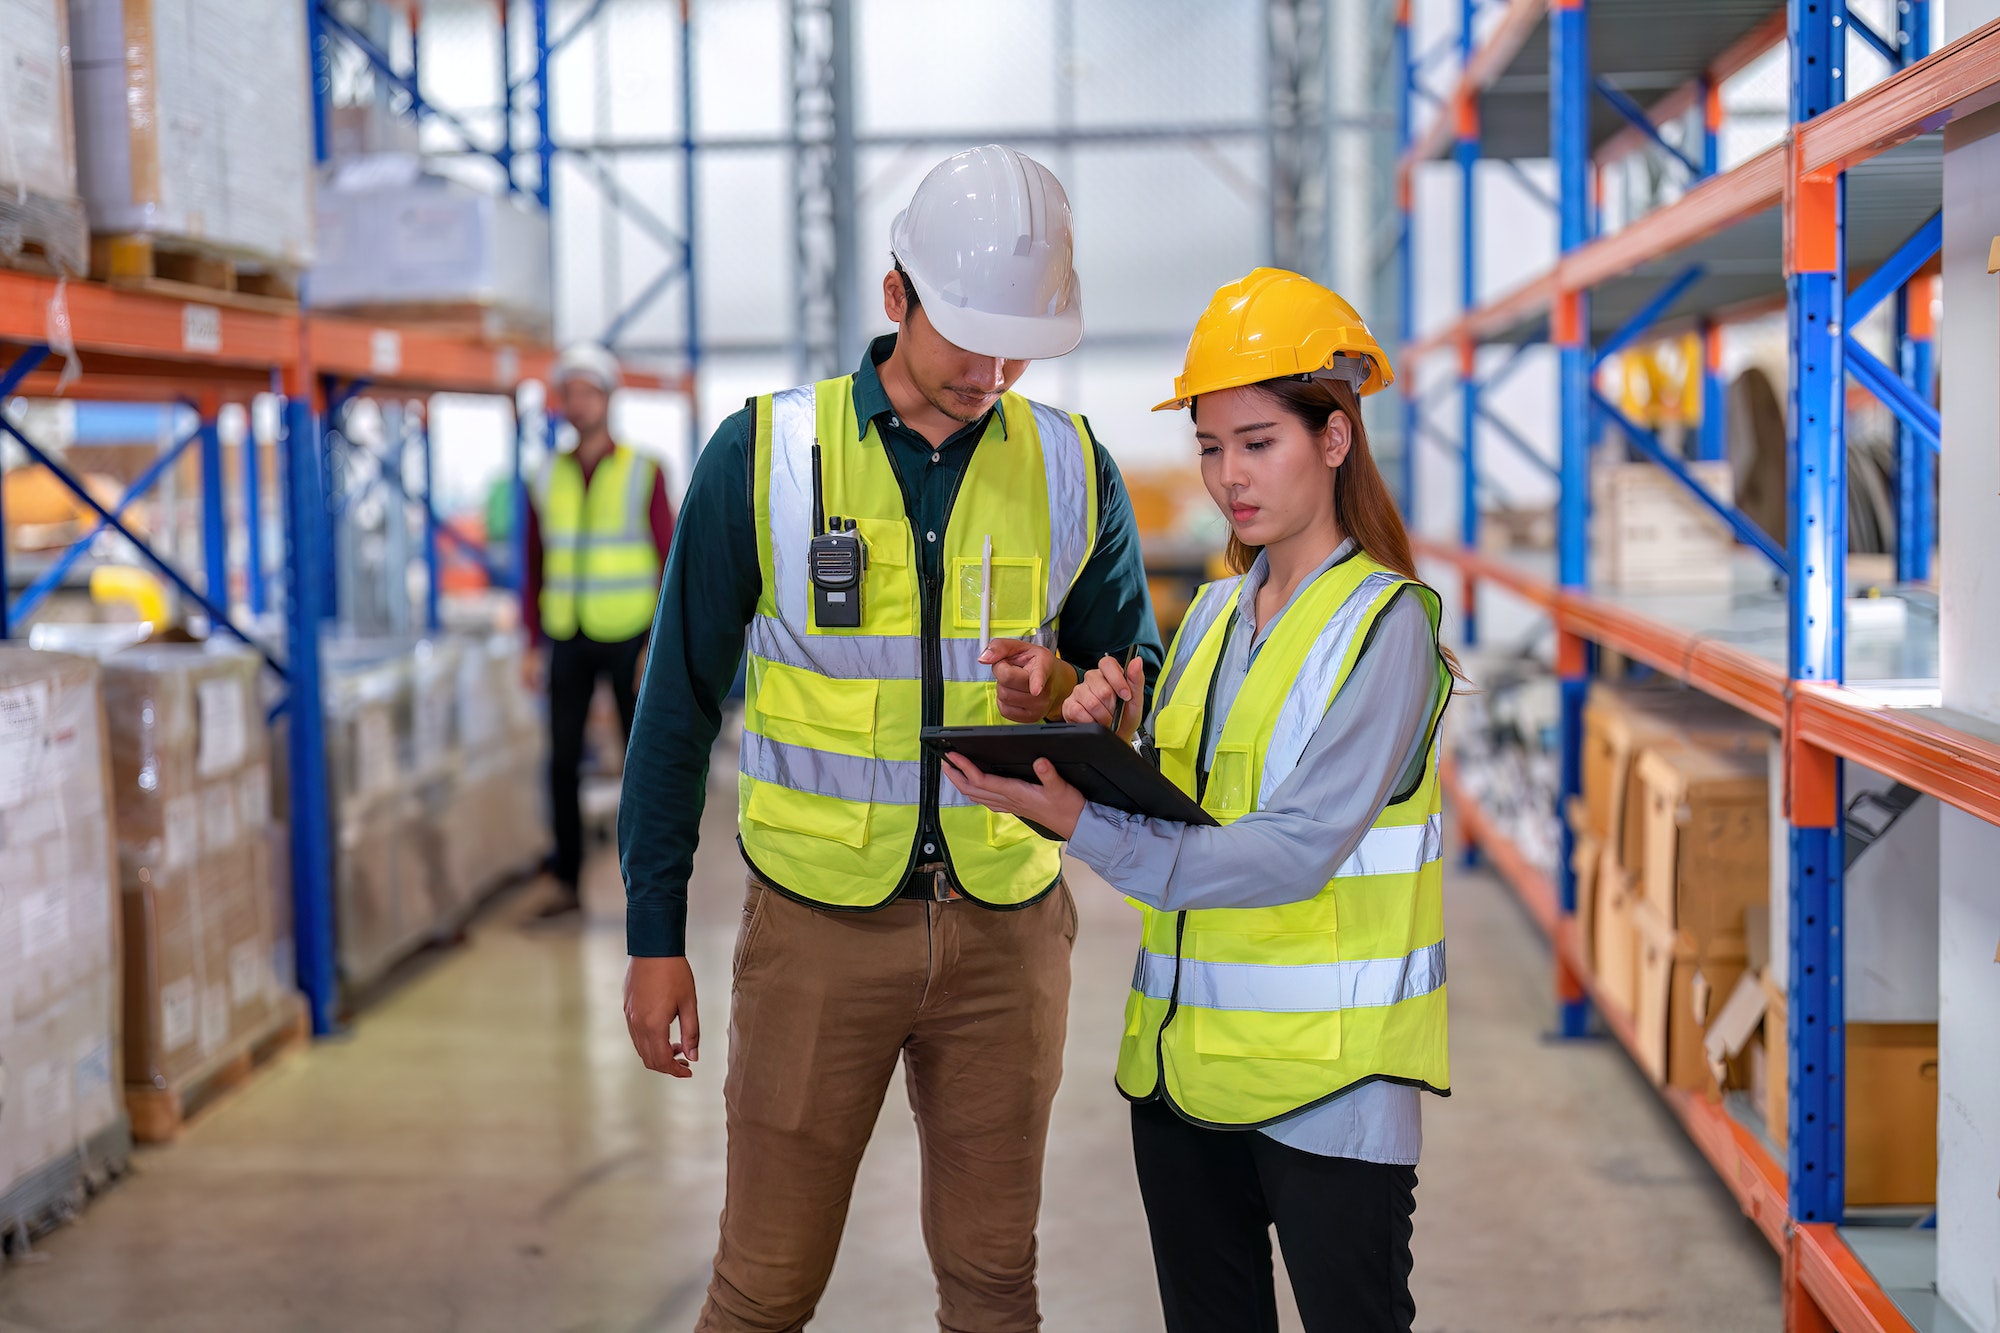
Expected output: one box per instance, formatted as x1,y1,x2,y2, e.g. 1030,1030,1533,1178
922,721,1218,839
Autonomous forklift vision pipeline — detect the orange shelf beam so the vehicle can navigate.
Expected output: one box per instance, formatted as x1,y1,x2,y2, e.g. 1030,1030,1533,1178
1793,1224,1921,1333
1401,0,1550,169
1796,16,2000,179
0,270,301,373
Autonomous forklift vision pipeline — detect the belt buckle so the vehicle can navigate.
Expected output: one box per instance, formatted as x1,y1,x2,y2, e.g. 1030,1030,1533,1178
915,862,961,902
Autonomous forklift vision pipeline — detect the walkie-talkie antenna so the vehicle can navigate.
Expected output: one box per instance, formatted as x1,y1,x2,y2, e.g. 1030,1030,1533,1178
811,439,827,536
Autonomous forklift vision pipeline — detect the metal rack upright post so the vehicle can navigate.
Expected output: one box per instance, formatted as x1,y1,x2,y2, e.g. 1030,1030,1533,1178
1397,3,2000,1327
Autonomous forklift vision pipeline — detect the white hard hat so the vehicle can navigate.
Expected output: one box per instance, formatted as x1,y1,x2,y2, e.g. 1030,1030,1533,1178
889,145,1083,360
553,342,622,394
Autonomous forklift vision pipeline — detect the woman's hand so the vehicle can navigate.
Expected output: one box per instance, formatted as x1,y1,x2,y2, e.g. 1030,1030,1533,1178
941,753,1086,841
1060,654,1147,742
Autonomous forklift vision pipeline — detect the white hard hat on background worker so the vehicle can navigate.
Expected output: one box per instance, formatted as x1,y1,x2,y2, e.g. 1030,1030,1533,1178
552,342,623,395
889,143,1084,359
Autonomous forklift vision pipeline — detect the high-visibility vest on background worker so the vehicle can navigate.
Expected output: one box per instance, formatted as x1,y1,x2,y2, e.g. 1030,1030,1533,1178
1116,549,1453,1126
535,445,662,642
739,374,1098,909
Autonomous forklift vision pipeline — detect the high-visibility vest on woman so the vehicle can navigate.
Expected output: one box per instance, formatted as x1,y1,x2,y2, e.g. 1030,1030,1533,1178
1116,550,1452,1126
535,445,662,642
739,375,1098,908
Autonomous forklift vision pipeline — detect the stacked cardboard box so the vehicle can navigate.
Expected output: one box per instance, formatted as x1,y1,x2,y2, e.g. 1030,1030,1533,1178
0,649,125,1233
101,646,288,1098
434,631,546,912
1590,460,1740,592
0,0,89,274
67,0,313,268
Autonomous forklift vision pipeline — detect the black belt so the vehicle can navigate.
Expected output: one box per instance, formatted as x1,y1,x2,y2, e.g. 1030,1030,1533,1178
898,861,963,902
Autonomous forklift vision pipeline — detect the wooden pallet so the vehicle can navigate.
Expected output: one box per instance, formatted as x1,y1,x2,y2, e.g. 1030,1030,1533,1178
89,233,300,315
124,996,310,1144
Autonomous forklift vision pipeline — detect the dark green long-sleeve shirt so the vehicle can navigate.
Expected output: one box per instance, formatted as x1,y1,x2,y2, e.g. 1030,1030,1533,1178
619,335,1163,957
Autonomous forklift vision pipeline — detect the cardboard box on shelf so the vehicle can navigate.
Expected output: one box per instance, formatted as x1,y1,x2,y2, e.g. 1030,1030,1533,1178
1591,460,1739,592
1760,985,1939,1207
0,648,123,1204
1634,740,1768,954
67,0,313,267
0,0,89,275
1593,845,1640,1019
1580,680,1766,862
1633,899,1748,1090
101,646,285,1094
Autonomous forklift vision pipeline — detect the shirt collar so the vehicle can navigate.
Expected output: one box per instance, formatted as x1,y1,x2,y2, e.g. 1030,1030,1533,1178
1236,539,1358,638
851,333,1009,443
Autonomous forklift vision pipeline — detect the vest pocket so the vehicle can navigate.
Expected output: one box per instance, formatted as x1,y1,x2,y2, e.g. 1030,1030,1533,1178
951,555,1042,633
1191,1006,1341,1062
743,781,873,849
1152,702,1203,757
752,665,880,754
1206,743,1255,816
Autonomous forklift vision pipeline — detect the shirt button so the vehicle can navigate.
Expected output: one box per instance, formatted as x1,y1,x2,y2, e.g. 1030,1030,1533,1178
931,452,940,463
889,416,901,428
926,530,938,543
923,843,936,855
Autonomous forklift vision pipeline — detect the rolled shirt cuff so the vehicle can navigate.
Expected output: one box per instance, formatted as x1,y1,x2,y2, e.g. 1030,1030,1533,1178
625,903,688,958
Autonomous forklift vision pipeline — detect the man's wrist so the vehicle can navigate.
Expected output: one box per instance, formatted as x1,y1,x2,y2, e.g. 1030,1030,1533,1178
1044,659,1080,719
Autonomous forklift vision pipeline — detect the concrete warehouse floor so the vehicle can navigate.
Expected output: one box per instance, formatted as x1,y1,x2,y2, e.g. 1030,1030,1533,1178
0,746,1782,1333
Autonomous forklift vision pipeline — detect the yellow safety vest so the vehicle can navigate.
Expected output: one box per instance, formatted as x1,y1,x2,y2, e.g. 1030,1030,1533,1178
739,375,1098,908
536,444,662,642
1116,551,1453,1126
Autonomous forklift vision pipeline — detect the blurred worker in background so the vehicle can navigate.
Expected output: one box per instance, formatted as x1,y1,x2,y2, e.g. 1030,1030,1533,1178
619,144,1161,1332
523,342,675,921
943,270,1457,1333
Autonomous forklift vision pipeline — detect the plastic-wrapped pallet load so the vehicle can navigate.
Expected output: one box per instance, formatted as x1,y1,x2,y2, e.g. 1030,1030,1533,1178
99,644,294,1140
0,648,128,1242
324,649,428,990
0,0,89,274
309,157,553,341
67,0,313,268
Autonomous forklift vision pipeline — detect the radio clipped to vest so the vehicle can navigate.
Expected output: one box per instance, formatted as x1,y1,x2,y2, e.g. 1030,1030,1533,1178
809,439,867,628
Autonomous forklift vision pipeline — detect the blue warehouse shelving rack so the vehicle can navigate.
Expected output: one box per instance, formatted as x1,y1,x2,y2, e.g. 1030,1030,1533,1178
1395,2,2000,1328
0,1,688,1044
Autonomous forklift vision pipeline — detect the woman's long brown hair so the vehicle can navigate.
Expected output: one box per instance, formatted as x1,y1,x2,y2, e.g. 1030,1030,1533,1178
1207,375,1466,680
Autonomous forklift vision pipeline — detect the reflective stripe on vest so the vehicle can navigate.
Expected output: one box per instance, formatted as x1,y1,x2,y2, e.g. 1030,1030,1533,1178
1116,552,1452,1126
739,376,1097,908
1134,939,1447,1013
536,445,661,641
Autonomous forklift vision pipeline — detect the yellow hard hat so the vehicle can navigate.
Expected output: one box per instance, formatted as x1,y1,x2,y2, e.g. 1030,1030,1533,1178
1154,267,1394,411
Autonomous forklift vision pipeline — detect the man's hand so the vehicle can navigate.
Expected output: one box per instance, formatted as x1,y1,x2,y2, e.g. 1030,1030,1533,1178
624,955,700,1077
942,752,1085,841
980,638,1077,723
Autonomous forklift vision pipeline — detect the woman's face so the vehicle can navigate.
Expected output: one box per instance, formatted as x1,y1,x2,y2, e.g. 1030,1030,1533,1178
1194,385,1351,551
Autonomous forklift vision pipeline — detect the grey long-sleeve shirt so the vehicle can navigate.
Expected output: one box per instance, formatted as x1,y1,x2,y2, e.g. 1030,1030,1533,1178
1066,542,1445,1164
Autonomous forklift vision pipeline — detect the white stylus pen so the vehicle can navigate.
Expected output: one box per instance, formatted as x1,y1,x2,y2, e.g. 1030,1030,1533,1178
979,534,994,647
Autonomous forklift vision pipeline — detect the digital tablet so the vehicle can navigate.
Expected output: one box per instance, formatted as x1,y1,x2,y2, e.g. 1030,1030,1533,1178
921,722,1218,837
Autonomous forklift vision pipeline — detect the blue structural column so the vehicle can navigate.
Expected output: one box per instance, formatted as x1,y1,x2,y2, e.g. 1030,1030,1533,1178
531,0,554,210
1455,0,1480,644
1396,0,1417,519
197,402,230,618
1784,0,1847,1227
1895,4,1934,583
419,406,440,633
1551,0,1591,1039
244,396,269,616
282,391,340,1035
680,0,701,426
1697,319,1727,461
306,0,331,164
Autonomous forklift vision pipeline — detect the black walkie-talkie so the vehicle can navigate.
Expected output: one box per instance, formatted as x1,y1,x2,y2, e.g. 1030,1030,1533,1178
809,439,866,628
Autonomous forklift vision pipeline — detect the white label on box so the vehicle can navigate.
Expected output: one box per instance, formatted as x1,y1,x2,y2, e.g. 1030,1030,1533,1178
20,884,70,959
0,681,50,810
160,977,197,1053
196,676,249,777
199,983,230,1058
369,328,402,375
230,939,266,1007
201,783,240,854
182,303,223,354
164,793,199,870
239,765,271,830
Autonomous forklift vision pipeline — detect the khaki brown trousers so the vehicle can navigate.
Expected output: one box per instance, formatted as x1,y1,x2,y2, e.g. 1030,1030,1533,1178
695,877,1077,1333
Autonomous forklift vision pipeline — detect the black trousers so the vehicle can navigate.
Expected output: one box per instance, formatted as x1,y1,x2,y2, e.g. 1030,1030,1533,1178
1130,1099,1417,1333
547,631,646,891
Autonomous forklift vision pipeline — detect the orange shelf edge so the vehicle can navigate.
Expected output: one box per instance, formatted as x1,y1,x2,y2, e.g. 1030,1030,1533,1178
1794,1224,1922,1333
1401,0,1551,170
1797,16,2000,178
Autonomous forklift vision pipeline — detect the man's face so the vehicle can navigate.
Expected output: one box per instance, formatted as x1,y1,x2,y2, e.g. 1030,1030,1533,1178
558,377,611,435
885,276,1031,424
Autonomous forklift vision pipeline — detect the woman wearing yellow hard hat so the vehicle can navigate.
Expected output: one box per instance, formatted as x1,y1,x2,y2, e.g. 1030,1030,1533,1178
946,268,1458,1332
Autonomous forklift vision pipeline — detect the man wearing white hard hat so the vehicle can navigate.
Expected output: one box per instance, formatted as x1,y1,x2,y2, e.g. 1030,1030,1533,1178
618,145,1159,1329
522,342,675,920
